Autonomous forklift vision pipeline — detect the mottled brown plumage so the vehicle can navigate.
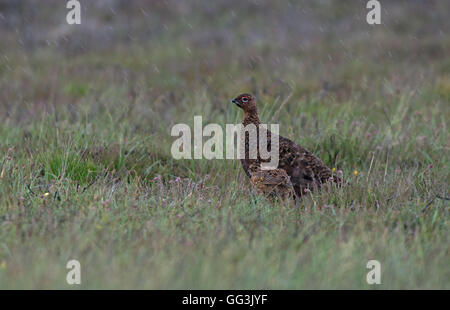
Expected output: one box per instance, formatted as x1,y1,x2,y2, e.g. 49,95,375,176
232,93,335,198
248,163,295,200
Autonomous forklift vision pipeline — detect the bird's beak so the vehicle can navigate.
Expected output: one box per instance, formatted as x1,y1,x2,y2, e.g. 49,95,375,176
232,98,242,108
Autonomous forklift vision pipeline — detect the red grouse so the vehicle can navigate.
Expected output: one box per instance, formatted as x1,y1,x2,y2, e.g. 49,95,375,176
232,93,334,198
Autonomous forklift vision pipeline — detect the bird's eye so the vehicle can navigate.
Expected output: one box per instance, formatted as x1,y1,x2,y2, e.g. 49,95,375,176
242,97,248,102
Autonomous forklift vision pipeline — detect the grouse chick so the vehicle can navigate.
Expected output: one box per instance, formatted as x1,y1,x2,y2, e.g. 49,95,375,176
248,163,295,200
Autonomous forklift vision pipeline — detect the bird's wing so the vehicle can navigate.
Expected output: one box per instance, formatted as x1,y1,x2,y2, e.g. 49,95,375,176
278,137,331,189
298,148,332,183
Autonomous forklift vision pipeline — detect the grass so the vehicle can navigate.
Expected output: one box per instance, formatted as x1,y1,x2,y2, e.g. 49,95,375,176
0,1,449,289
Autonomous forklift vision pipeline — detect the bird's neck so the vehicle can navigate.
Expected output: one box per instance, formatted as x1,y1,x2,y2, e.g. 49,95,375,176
243,109,260,126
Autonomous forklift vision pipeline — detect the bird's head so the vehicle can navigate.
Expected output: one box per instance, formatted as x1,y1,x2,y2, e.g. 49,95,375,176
231,93,257,112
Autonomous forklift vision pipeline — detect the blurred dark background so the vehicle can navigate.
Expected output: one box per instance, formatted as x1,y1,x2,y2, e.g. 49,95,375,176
1,0,448,55
0,0,449,127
